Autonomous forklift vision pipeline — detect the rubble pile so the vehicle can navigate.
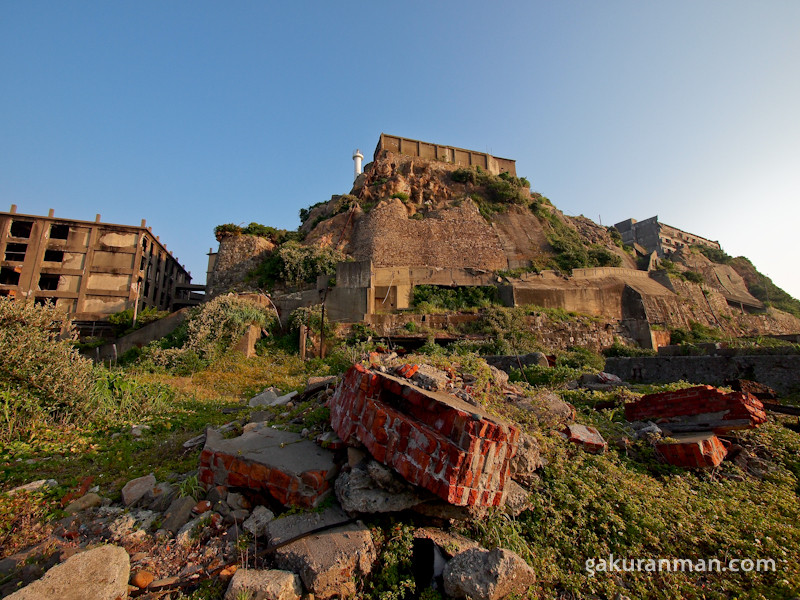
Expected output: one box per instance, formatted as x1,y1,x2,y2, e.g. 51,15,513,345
329,364,520,507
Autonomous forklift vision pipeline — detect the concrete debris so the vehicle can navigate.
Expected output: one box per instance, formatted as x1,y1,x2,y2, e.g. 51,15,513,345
121,473,156,506
335,465,425,514
726,378,778,401
249,388,278,407
199,425,338,508
624,385,767,433
411,363,451,391
6,479,58,496
266,508,375,600
413,527,481,559
6,545,130,600
330,364,520,507
161,495,197,535
563,424,608,454
64,492,103,515
224,568,302,600
509,432,545,487
305,375,339,394
656,432,728,468
243,505,275,538
503,480,533,516
443,547,536,600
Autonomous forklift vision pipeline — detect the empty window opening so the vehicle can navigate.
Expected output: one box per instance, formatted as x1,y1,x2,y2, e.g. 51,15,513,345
0,290,10,297
10,220,33,238
5,243,27,261
49,224,70,240
38,273,61,291
0,267,21,285
43,249,65,263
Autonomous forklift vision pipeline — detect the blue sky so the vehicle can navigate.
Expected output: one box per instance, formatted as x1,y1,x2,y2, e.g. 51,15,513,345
2,1,799,298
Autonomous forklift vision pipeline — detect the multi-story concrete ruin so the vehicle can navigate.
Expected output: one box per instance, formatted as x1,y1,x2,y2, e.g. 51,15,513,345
0,205,200,331
614,216,721,257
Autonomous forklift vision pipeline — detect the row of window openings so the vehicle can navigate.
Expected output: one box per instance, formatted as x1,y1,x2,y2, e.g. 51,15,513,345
8,221,70,241
0,267,62,290
4,243,65,263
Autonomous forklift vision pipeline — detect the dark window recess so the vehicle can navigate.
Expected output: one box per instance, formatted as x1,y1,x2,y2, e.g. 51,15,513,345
0,267,21,285
43,249,64,263
143,281,150,297
5,243,27,261
0,290,10,296
38,273,61,291
49,224,70,240
10,220,33,238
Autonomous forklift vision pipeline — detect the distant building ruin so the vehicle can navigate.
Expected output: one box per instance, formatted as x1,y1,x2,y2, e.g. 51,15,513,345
0,205,202,332
375,133,517,177
614,216,721,258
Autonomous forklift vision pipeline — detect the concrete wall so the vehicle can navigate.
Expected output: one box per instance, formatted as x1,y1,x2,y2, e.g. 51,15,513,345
375,133,516,177
604,355,800,394
88,308,189,362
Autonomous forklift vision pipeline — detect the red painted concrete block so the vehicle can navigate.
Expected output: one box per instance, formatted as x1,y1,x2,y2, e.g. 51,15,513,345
563,424,607,454
624,386,767,433
657,432,728,468
329,365,519,507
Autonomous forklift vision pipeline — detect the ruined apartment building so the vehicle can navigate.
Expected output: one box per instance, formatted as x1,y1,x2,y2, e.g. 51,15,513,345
375,133,517,177
614,216,721,258
0,205,194,326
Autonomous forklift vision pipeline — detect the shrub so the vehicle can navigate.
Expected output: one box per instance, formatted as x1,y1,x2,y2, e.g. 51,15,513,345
411,285,500,311
683,270,704,284
390,192,409,201
0,299,97,441
250,242,344,288
107,307,169,337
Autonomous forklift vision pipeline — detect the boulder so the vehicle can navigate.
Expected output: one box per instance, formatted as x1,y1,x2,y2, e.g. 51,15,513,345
443,548,535,600
224,568,302,600
121,473,156,506
503,480,533,517
510,432,544,487
249,389,279,407
515,391,575,428
7,545,130,600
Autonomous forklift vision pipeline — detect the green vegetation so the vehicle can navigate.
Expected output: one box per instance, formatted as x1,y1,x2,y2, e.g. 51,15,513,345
107,306,169,337
249,241,344,289
451,166,530,206
531,203,622,273
694,245,800,318
214,222,299,244
411,285,501,312
668,320,721,345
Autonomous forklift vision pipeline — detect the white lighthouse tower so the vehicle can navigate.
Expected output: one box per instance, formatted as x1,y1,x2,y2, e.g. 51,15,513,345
352,148,364,180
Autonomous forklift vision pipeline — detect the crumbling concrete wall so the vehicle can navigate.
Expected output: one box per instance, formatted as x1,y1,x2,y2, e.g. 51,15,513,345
605,355,800,394
206,234,274,299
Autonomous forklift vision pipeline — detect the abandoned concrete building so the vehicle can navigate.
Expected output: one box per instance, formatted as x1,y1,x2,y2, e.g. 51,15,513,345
614,216,721,257
0,205,201,331
374,133,517,177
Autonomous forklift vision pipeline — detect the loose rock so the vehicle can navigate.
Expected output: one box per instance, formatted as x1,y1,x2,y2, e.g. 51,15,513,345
443,547,535,600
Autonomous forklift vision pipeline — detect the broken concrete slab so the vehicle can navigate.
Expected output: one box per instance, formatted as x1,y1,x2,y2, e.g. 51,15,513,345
249,389,278,407
443,547,535,600
335,466,425,514
266,508,375,600
243,505,275,538
6,545,129,600
624,385,767,433
563,424,607,454
199,425,338,508
503,480,533,516
224,568,302,600
330,364,519,508
509,432,544,487
656,432,728,468
411,364,451,391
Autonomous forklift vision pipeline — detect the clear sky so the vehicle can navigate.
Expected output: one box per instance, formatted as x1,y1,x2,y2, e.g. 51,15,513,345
2,1,799,298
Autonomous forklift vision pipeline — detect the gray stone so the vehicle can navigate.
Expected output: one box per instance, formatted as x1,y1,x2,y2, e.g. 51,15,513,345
243,505,275,538
504,480,532,517
176,516,204,547
162,495,196,534
335,468,424,514
64,493,103,515
510,432,545,487
121,473,156,506
269,508,375,600
488,365,509,387
143,481,177,512
227,492,250,511
230,508,251,524
131,424,150,437
249,389,279,407
443,548,536,600
206,485,228,505
411,364,450,391
347,447,367,468
6,545,129,600
6,479,58,496
305,375,338,394
224,568,302,600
